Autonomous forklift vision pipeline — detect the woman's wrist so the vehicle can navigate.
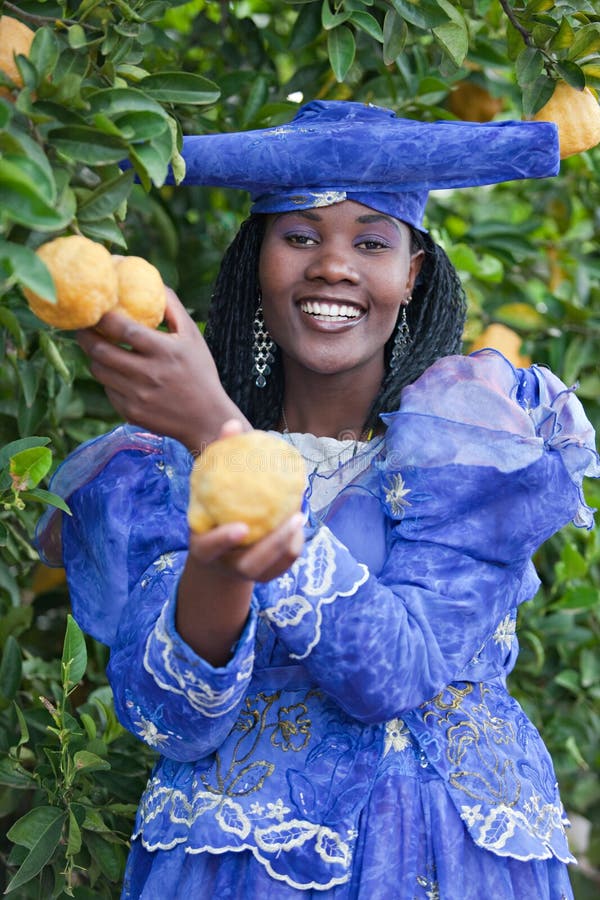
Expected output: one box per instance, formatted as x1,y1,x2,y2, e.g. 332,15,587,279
175,554,253,666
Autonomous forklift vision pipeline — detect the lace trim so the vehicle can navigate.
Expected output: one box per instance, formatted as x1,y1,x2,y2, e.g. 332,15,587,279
144,602,253,716
259,527,369,660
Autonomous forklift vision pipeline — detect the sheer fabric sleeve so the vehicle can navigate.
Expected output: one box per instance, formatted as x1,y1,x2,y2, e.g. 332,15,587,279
254,351,599,723
35,425,257,761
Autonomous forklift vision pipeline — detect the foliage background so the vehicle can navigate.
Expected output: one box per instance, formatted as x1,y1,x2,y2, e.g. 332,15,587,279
0,0,599,896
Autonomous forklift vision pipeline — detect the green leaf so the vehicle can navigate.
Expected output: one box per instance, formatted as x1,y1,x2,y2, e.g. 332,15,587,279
87,87,170,119
515,47,544,89
0,303,27,349
433,20,468,67
327,26,356,82
289,1,322,50
383,10,407,64
0,757,36,789
0,158,70,231
521,74,555,117
62,614,87,689
19,488,72,515
0,437,51,471
77,169,135,222
67,24,88,50
85,831,124,882
67,809,82,857
351,11,384,43
0,636,22,709
550,17,575,52
78,217,128,248
322,0,350,30
39,332,72,382
5,807,65,893
0,241,57,304
29,26,60,80
389,0,449,29
137,73,220,105
568,23,600,62
556,585,600,611
113,111,170,143
50,126,128,165
555,61,586,92
128,128,173,188
73,750,111,774
9,447,52,491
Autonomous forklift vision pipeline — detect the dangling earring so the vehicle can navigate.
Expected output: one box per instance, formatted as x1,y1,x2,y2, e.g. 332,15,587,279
252,299,275,388
389,302,411,374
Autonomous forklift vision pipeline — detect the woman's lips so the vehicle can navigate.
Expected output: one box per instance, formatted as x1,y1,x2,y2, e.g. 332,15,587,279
299,299,364,323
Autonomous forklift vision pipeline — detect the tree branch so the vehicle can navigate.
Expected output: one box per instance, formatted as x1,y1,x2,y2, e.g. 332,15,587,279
498,0,532,46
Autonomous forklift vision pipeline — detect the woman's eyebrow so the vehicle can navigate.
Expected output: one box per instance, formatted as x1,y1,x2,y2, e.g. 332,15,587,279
274,209,322,223
356,213,401,231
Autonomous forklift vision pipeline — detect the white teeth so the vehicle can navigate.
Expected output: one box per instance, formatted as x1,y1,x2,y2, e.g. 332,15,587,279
300,301,361,319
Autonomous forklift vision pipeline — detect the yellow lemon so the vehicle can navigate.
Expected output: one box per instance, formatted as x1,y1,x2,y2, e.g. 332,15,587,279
0,16,35,90
112,256,166,329
470,323,531,368
189,431,306,545
530,81,600,158
23,235,119,329
448,80,503,123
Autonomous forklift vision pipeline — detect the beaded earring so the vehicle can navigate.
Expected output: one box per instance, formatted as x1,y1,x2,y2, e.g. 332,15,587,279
389,303,411,374
251,301,275,388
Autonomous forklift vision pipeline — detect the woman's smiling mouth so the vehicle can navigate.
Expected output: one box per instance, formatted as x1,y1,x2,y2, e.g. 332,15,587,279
299,300,364,322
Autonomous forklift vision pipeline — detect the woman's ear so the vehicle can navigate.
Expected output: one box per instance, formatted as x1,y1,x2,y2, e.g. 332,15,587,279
407,248,425,294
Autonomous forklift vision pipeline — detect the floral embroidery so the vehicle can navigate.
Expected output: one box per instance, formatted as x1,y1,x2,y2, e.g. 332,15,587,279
271,702,311,752
266,799,291,821
134,714,169,748
417,682,575,862
135,688,357,890
493,613,516,649
383,718,411,756
384,473,411,518
258,527,369,661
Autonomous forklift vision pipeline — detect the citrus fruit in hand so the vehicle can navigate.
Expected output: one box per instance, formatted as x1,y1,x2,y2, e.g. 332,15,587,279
530,81,600,159
23,236,119,329
0,16,35,90
112,256,166,328
188,431,307,545
470,323,531,368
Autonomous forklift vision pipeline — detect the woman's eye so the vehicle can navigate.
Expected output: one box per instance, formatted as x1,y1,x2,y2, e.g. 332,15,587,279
357,238,390,250
287,233,318,246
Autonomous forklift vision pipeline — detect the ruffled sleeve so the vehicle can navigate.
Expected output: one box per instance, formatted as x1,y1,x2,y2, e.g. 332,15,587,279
35,425,257,760
254,351,598,723
36,424,191,647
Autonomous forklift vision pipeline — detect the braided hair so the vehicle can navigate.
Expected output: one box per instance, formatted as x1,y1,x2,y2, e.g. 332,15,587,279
204,214,466,431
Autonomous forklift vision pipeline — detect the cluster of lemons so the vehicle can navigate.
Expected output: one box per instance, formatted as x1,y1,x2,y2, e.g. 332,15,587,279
23,235,166,329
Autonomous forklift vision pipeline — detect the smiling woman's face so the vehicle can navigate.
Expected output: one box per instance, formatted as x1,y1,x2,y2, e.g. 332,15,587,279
258,200,423,385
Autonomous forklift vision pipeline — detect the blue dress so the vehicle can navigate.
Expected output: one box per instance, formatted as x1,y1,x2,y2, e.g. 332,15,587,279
36,351,599,899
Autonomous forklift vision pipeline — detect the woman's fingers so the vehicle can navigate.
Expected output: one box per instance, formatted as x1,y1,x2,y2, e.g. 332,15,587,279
188,512,305,583
188,522,250,565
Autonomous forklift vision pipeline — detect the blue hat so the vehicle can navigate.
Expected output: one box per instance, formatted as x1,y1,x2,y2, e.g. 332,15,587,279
178,100,559,230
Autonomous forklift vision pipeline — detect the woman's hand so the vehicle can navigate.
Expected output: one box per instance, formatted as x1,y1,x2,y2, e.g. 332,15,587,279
176,419,306,665
76,288,248,452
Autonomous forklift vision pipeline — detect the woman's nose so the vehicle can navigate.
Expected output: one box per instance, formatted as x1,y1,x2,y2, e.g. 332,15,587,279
304,247,359,284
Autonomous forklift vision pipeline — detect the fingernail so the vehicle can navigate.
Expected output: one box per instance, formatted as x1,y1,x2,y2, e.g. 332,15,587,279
289,527,304,556
289,512,305,530
229,523,249,541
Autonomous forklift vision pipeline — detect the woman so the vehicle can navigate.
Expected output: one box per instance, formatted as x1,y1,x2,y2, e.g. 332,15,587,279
37,101,598,898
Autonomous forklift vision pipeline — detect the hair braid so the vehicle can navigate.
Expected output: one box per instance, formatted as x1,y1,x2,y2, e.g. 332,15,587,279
206,215,466,431
365,231,466,430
